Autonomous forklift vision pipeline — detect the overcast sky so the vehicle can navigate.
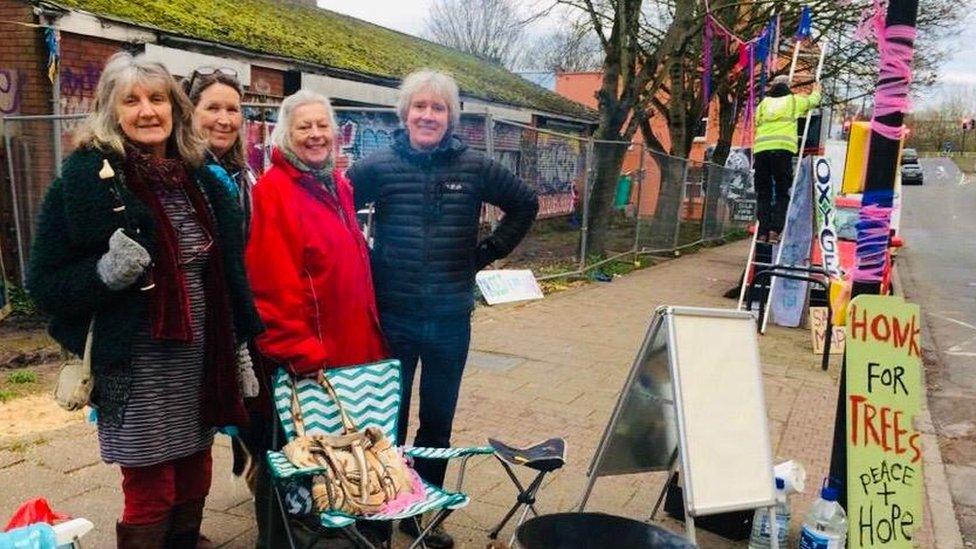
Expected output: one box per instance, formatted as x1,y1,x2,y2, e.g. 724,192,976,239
318,0,976,112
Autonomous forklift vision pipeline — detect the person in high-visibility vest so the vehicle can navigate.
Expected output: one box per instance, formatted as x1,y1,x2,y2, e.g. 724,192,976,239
754,74,821,242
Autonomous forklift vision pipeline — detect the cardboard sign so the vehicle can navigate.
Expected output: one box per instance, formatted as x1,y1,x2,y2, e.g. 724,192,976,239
476,270,544,305
845,295,923,548
731,199,757,222
809,307,845,354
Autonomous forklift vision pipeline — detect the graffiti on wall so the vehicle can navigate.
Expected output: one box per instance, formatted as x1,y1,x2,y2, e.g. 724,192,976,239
1,68,25,115
336,111,398,168
243,105,280,174
532,133,582,217
60,63,102,131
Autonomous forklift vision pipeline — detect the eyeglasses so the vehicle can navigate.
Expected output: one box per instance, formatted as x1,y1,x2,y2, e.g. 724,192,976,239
186,66,239,93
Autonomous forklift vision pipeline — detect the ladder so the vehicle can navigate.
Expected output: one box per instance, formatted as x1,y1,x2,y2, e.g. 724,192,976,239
737,39,828,334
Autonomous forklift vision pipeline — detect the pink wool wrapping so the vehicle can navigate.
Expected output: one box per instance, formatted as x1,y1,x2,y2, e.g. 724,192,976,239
858,0,916,141
870,24,915,141
376,465,427,516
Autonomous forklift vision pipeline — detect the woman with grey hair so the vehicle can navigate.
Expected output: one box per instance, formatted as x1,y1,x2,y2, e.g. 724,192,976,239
244,90,387,543
27,51,263,548
349,69,538,548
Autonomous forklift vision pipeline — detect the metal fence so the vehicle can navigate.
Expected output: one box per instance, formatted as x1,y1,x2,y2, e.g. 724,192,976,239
1,109,754,285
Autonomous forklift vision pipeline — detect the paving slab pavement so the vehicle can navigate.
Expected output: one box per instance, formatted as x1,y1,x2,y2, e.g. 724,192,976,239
0,239,959,547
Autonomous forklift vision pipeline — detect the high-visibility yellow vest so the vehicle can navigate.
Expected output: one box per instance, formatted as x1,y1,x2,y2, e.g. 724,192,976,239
754,90,821,154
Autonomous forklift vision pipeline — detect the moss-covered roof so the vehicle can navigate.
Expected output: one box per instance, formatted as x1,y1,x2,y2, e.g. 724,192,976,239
45,0,596,121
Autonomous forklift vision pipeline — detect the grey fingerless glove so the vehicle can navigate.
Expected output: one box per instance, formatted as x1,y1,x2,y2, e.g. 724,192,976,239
97,228,150,290
237,343,260,398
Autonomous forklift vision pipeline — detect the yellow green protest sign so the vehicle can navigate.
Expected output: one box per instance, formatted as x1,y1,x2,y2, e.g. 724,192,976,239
845,295,922,548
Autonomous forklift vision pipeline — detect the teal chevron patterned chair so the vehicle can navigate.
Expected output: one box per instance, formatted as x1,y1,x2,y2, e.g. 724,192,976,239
266,359,493,549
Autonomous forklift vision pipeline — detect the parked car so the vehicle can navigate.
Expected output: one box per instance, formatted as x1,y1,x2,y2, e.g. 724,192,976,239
901,147,919,164
901,161,924,185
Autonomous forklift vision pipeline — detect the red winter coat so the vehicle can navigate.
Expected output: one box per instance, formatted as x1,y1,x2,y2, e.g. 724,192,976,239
246,150,386,374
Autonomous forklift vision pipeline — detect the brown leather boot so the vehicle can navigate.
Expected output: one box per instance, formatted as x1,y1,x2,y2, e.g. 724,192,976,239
117,519,168,549
166,498,213,548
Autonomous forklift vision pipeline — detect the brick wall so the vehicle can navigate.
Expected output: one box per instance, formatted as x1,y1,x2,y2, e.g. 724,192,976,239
58,32,123,144
0,0,49,116
0,0,50,283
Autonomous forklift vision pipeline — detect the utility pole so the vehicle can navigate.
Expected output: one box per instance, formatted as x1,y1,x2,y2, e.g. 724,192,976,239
828,0,920,510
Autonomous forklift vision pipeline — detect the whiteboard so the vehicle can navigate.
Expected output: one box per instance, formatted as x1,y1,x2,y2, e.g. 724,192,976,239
668,307,776,516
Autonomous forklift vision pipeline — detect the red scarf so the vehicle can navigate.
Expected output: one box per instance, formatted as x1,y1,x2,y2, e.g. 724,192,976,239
123,147,247,427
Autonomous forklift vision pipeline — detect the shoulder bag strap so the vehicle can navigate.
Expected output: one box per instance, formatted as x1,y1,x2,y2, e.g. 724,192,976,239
81,319,95,376
289,375,308,438
316,370,358,434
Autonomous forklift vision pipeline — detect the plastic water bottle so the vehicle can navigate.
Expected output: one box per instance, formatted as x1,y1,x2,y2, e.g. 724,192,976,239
748,477,790,548
799,482,847,548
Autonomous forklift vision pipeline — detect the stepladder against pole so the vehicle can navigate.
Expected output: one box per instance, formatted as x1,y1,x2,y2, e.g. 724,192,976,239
758,39,828,333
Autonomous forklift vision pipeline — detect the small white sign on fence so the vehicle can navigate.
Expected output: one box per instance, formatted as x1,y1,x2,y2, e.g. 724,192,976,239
476,270,544,305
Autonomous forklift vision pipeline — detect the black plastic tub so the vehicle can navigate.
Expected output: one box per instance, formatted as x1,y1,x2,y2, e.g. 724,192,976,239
515,512,696,549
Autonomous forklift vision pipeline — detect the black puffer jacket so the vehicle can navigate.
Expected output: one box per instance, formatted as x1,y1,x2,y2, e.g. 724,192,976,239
349,129,539,317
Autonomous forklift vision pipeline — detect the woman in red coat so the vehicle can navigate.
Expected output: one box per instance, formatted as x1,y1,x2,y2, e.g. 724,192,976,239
245,89,388,546
246,89,386,374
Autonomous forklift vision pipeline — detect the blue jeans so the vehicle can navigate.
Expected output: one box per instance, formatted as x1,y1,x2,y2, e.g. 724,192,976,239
380,311,471,488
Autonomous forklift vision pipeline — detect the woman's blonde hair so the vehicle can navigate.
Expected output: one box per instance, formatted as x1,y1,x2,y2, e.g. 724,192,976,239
74,51,207,167
396,69,461,129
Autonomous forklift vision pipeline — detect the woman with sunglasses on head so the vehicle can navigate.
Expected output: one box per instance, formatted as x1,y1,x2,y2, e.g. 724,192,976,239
183,65,284,546
26,51,262,549
183,66,256,232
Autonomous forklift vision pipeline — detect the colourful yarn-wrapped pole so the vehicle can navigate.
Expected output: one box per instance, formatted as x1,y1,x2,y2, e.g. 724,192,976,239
854,0,916,293
829,0,919,511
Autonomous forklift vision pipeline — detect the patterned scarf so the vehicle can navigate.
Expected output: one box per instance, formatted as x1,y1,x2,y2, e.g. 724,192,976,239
281,148,337,199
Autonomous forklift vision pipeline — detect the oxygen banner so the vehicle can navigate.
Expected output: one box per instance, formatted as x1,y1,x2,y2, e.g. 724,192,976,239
813,156,843,279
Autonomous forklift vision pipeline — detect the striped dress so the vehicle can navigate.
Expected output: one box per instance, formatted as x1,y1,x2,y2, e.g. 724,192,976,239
97,186,216,467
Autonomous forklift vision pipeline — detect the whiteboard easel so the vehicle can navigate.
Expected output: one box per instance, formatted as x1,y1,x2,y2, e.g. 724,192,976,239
579,306,778,546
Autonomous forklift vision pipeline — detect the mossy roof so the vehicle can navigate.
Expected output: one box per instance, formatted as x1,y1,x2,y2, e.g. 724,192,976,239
44,0,596,121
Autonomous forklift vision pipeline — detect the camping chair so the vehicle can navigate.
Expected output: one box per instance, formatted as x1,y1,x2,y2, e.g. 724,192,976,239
265,360,494,549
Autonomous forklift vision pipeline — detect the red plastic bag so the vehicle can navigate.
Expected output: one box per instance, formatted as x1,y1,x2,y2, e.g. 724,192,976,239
3,498,69,532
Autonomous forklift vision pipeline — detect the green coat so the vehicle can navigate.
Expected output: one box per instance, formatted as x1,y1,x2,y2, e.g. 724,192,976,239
26,147,263,426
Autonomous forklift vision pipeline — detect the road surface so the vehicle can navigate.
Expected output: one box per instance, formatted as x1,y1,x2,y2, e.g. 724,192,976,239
898,156,976,546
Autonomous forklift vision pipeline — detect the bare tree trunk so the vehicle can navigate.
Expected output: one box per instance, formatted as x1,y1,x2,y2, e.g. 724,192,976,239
712,94,737,167
586,137,630,258
648,0,694,249
698,93,737,239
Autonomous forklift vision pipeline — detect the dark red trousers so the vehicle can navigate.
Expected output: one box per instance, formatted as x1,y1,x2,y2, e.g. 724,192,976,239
119,448,213,525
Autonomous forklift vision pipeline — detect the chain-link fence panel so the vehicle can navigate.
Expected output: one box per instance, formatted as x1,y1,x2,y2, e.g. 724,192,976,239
581,140,641,262
487,120,590,278
636,151,687,252
2,115,85,283
701,161,754,241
